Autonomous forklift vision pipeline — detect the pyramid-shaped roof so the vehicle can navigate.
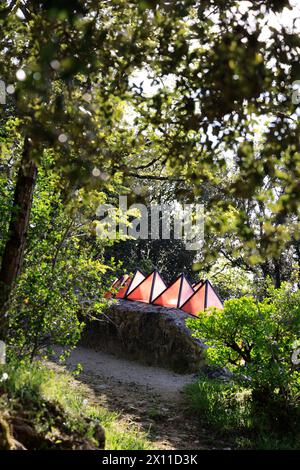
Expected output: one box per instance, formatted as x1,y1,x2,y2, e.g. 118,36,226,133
126,269,167,303
192,279,204,290
111,277,120,288
126,269,146,296
116,275,132,299
152,273,194,309
104,274,130,299
181,280,223,315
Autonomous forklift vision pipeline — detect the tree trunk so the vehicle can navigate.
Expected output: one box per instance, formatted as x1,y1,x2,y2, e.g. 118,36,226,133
0,136,38,339
273,257,281,289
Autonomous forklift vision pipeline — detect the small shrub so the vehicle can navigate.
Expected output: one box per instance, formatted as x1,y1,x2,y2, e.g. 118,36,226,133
184,376,300,449
6,257,113,361
185,377,252,433
185,283,300,449
186,283,300,405
7,265,84,360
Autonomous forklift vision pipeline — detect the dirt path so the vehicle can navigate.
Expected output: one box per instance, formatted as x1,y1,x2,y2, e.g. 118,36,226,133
53,346,228,450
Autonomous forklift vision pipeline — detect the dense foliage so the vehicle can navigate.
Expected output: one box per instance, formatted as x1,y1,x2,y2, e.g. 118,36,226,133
0,142,120,358
0,2,300,319
187,283,300,404
186,284,300,449
185,376,300,449
0,0,300,451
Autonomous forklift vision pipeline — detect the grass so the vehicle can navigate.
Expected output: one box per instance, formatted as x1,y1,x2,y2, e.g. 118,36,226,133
4,361,298,450
184,376,300,450
0,361,152,450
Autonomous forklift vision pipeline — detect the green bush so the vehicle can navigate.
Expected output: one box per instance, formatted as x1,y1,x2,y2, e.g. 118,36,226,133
6,253,116,361
186,283,300,405
7,264,83,360
185,376,300,449
185,377,252,433
3,155,116,361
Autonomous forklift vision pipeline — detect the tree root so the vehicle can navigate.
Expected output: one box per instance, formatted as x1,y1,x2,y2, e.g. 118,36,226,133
0,412,26,450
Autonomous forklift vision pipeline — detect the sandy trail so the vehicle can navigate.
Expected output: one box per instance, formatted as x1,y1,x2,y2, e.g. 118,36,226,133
63,346,196,399
52,346,228,450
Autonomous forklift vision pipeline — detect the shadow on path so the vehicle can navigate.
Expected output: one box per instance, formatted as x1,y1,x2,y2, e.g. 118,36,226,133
51,346,230,450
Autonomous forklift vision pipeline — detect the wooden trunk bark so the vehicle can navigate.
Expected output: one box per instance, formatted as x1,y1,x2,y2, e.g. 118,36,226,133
0,137,38,339
273,257,281,289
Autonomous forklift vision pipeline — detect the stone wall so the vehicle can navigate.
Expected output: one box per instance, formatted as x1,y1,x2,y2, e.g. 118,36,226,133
80,300,206,373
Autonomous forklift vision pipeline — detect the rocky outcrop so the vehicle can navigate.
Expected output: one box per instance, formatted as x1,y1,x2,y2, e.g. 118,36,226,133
80,300,206,373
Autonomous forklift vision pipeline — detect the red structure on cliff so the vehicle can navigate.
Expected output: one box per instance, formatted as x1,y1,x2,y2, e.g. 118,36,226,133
105,269,223,317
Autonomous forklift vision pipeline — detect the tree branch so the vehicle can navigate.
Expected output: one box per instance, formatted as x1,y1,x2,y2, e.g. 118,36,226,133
126,172,184,182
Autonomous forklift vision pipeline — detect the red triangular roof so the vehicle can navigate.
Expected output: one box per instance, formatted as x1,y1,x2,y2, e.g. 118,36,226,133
116,275,132,299
104,274,130,299
192,279,204,290
181,280,223,315
126,269,167,303
152,274,194,309
205,280,223,309
126,269,146,296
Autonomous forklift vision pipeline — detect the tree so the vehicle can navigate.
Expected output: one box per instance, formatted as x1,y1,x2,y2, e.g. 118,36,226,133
3,150,118,359
0,1,160,333
0,0,300,339
196,161,300,290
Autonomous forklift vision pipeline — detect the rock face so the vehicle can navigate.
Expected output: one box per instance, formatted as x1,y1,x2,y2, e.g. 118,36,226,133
80,300,206,373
